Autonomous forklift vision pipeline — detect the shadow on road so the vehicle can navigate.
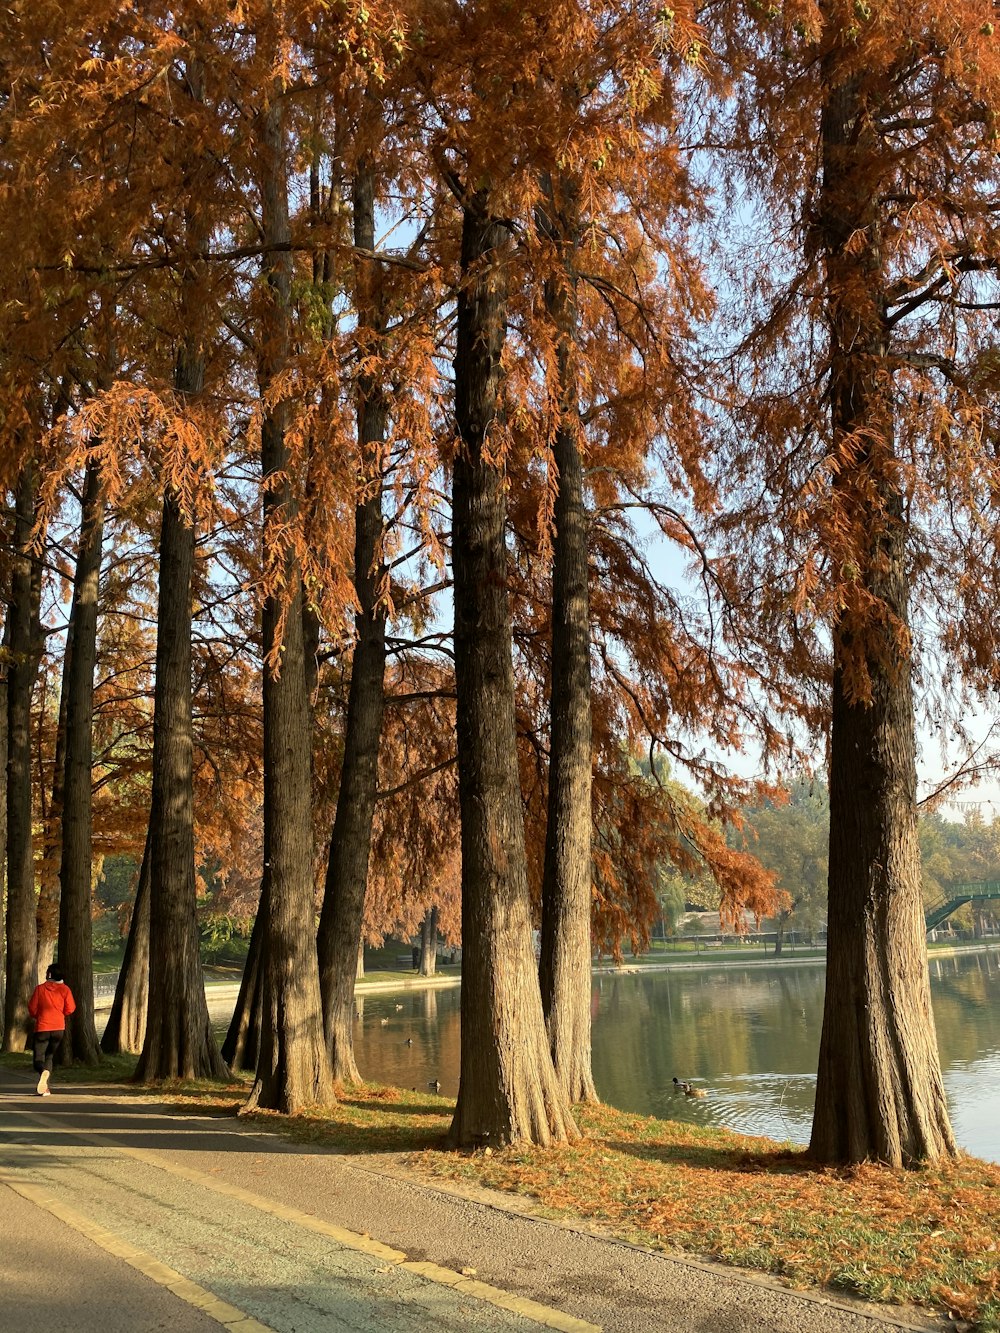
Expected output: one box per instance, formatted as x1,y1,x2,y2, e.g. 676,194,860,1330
0,1066,450,1157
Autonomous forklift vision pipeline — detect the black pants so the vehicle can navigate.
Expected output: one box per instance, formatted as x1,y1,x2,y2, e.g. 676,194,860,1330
32,1030,65,1075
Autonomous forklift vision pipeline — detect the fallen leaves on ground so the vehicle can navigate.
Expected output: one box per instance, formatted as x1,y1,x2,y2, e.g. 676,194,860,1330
413,1104,1000,1331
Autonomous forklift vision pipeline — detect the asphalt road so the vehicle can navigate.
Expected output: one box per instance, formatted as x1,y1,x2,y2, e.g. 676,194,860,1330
0,1069,945,1333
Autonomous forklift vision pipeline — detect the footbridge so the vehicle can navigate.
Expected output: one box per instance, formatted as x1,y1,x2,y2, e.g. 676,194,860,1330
925,882,1000,931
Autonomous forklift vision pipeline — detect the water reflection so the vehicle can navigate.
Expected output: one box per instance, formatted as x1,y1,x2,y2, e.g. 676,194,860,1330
349,986,462,1099
210,949,1000,1162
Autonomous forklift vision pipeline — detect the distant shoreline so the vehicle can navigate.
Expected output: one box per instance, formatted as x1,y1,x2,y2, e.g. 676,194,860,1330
92,938,1000,1013
595,938,1000,975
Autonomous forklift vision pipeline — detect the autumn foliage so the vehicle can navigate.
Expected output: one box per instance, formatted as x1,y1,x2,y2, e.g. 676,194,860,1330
4,0,1000,1156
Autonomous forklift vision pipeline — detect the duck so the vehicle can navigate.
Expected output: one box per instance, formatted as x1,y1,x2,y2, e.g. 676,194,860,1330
380,1017,390,1026
395,1003,404,1011
673,1076,707,1098
428,1078,442,1093
404,1037,413,1046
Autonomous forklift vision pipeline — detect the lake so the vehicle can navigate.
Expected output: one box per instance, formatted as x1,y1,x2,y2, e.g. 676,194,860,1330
332,949,1000,1162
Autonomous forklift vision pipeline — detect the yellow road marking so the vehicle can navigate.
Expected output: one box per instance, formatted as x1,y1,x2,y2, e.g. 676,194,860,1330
6,1102,601,1333
0,1168,274,1333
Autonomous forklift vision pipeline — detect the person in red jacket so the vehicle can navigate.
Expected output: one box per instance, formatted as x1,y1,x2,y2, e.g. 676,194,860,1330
27,964,76,1095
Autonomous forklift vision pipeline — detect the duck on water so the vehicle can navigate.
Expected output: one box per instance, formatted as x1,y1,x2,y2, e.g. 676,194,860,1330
672,1077,707,1098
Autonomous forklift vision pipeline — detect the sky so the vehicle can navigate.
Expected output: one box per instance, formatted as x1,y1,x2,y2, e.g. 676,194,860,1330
636,508,1000,823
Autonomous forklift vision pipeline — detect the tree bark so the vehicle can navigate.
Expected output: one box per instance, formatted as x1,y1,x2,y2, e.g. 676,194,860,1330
3,462,43,1053
808,67,955,1166
537,175,597,1105
811,625,954,1165
245,88,334,1114
448,193,578,1149
0,613,8,1020
136,468,226,1081
36,665,68,977
101,829,151,1055
773,913,786,958
419,906,438,977
135,52,225,1085
221,874,266,1071
57,454,105,1064
317,155,388,1086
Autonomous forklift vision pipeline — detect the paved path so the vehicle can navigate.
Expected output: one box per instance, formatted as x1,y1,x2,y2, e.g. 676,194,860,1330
0,1070,943,1333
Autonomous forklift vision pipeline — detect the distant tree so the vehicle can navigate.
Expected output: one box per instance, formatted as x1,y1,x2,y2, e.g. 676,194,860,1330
101,834,150,1055
601,756,776,957
919,808,1000,928
656,866,690,936
97,856,141,913
739,781,829,952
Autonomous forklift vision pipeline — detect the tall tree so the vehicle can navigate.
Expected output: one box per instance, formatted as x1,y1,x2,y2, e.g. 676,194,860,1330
137,408,226,1080
136,50,226,1084
0,613,8,1020
808,44,952,1166
449,188,578,1148
713,0,1000,1164
36,664,68,975
245,74,334,1114
537,171,597,1105
3,460,43,1052
317,151,389,1084
57,449,106,1063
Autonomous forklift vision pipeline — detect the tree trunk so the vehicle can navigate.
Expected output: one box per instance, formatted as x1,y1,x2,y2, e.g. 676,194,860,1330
773,913,786,958
448,193,578,1149
0,613,8,1020
809,68,955,1167
537,175,597,1105
221,874,266,1072
812,611,955,1165
136,472,226,1081
419,907,438,977
135,54,225,1085
101,829,151,1055
36,664,68,977
3,463,43,1053
57,455,105,1064
317,156,388,1086
245,89,333,1114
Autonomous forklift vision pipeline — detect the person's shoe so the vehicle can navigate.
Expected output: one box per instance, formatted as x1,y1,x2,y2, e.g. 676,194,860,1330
36,1070,49,1095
